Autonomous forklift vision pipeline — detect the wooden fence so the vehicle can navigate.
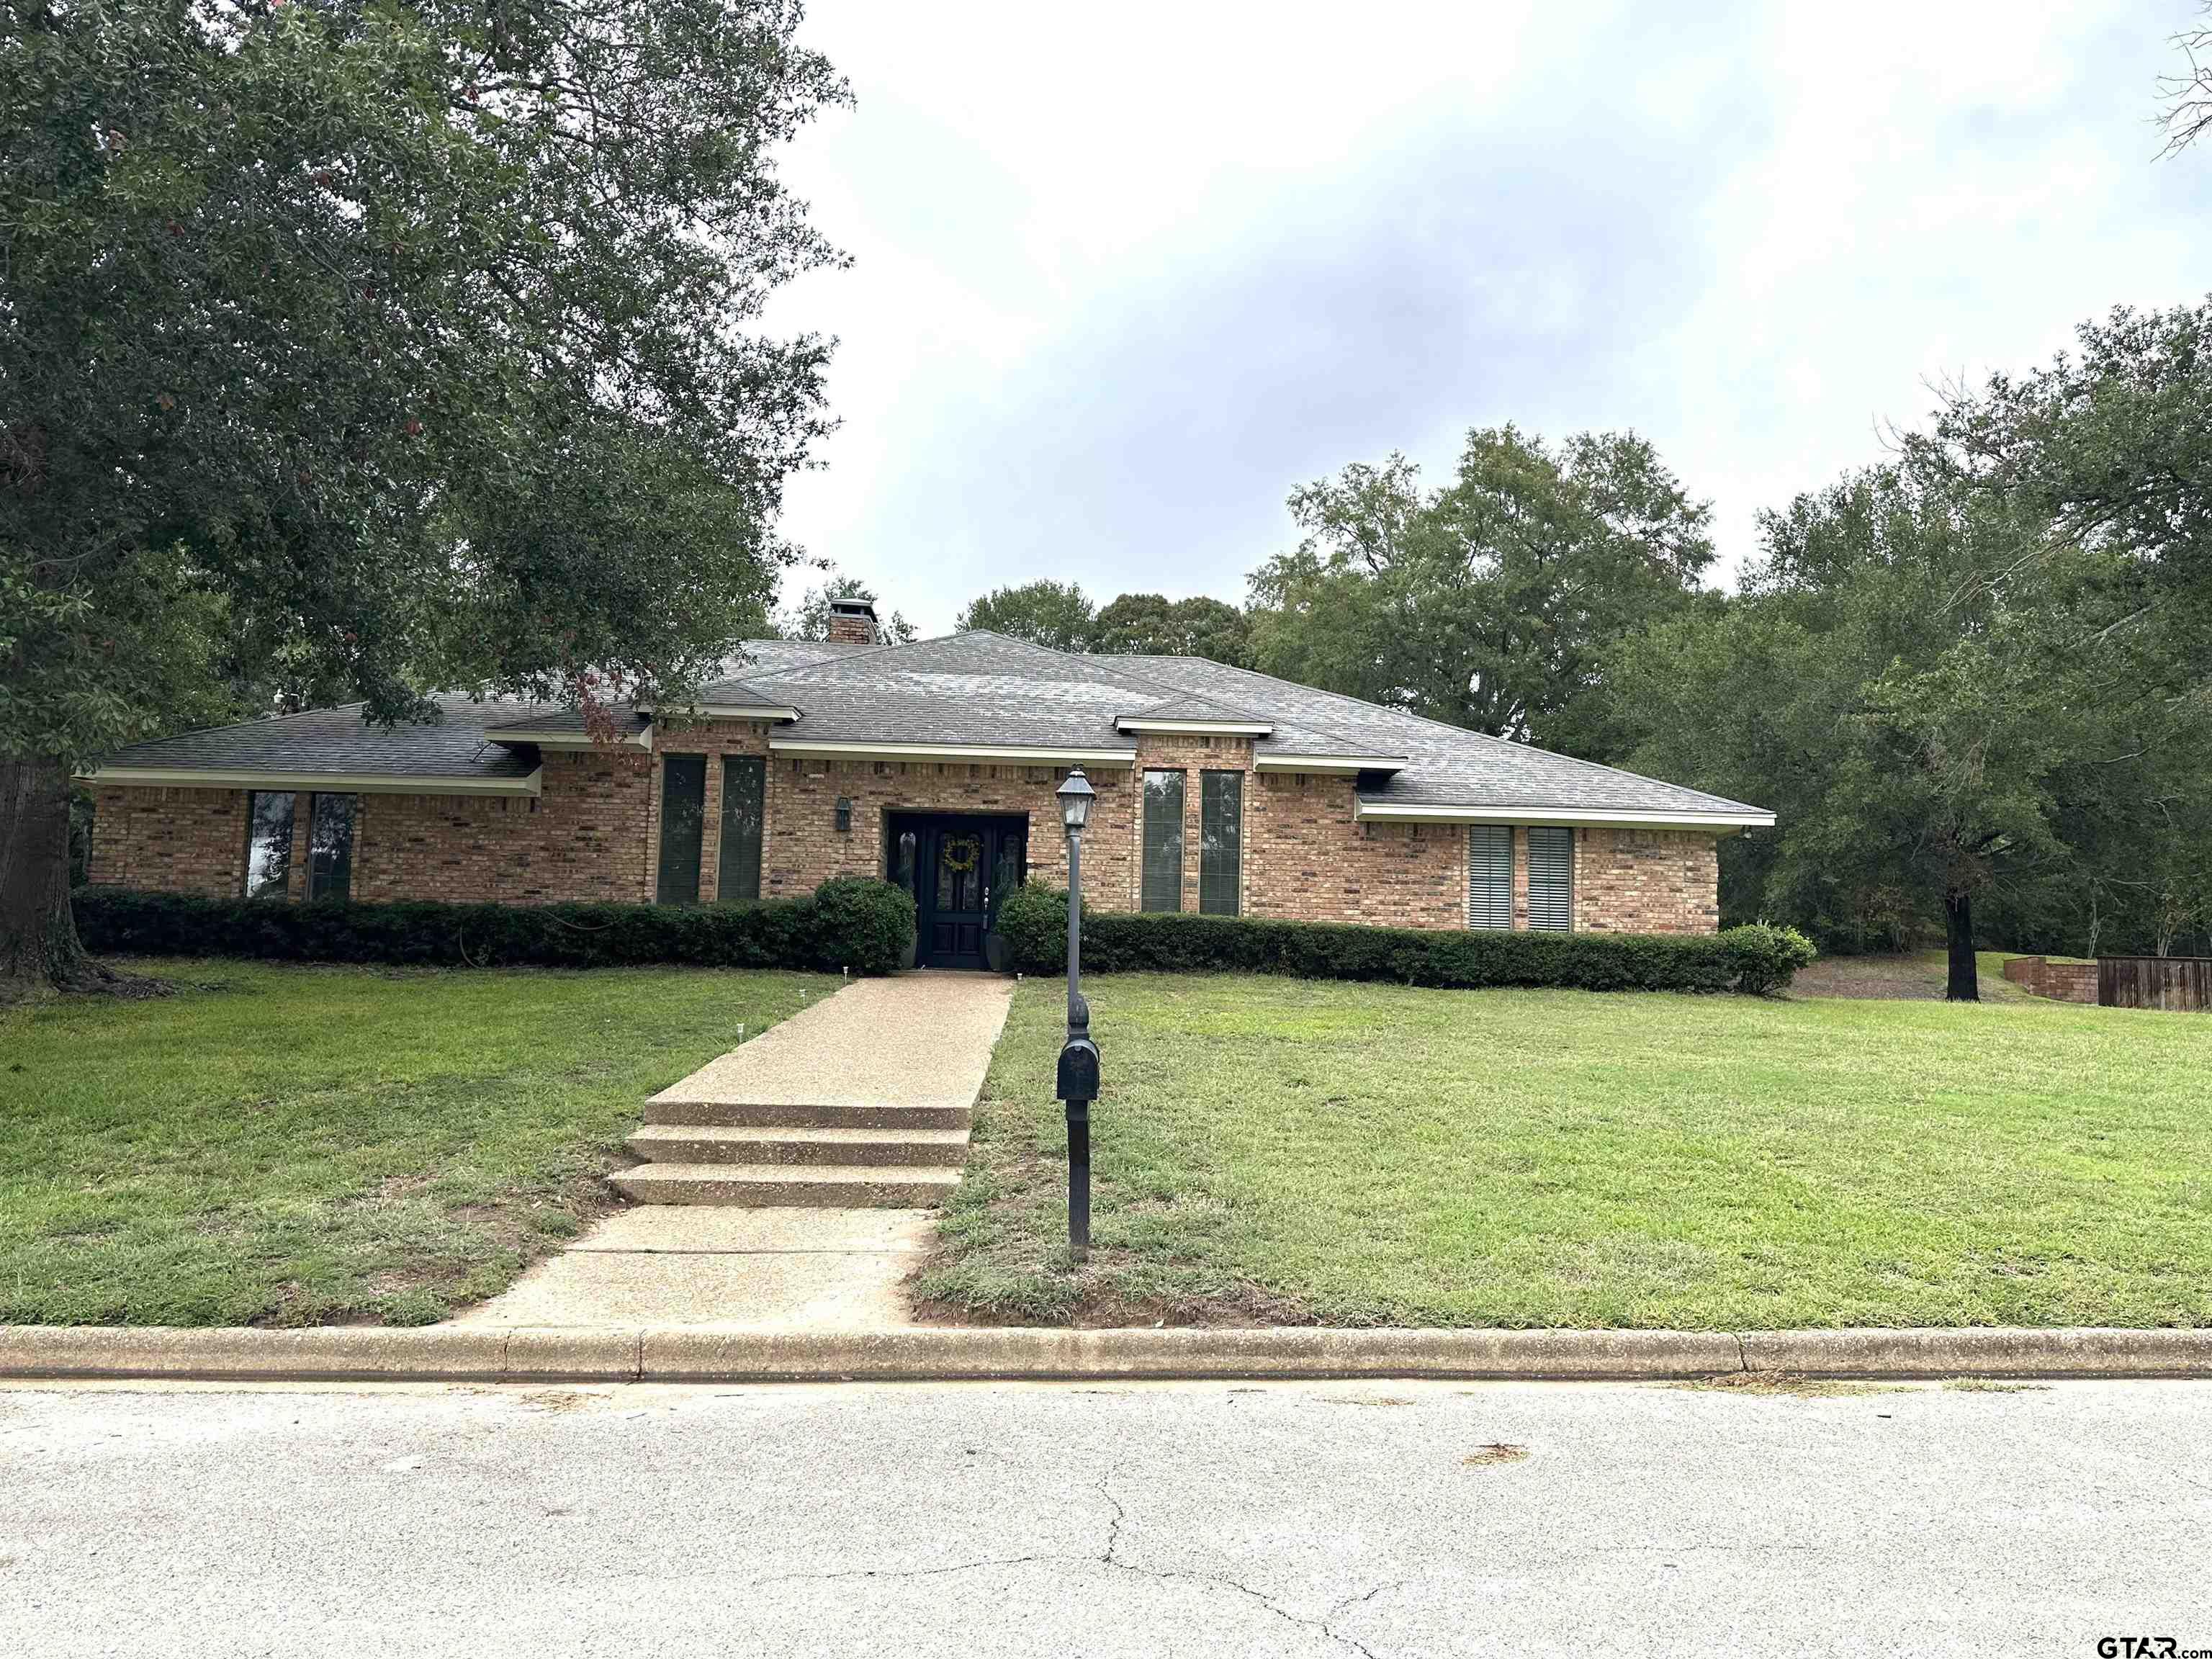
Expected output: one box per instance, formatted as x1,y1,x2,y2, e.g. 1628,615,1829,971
2098,956,2212,1012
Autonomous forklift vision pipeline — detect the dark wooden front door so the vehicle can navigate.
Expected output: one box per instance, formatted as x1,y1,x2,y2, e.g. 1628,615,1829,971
888,814,1027,970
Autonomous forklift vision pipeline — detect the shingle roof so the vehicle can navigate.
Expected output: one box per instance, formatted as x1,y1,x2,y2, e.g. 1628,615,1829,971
1115,654,1768,818
95,632,1770,823
95,693,548,783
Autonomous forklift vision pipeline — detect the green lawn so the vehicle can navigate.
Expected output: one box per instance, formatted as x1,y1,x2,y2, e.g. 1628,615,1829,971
0,958,829,1326
919,974,2212,1329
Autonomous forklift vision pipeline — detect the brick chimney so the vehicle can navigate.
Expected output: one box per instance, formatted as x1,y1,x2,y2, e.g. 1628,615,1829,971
825,597,882,644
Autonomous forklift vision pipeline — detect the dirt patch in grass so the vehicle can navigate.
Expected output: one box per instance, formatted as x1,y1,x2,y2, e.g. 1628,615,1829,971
1942,1377,2051,1393
1790,953,2026,1002
1673,1372,1910,1398
1463,1443,1530,1467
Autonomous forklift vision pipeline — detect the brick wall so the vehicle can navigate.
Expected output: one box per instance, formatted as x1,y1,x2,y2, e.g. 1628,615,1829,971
1573,828,1721,934
84,738,1728,936
1242,772,1467,928
86,786,248,895
2000,955,2100,1004
757,754,1136,911
352,749,655,903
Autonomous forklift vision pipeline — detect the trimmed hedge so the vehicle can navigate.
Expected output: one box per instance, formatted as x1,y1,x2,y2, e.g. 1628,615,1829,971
73,876,917,976
998,884,1815,995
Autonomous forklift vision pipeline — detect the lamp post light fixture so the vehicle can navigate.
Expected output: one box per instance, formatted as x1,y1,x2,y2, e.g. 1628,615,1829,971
1053,767,1100,1262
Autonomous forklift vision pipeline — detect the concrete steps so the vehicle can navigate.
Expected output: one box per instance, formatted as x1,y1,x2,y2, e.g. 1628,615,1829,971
613,976,1011,1211
611,1162,964,1208
642,1099,973,1132
624,1123,971,1168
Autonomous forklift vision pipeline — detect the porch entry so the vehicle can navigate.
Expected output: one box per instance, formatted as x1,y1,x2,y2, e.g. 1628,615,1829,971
887,812,1028,971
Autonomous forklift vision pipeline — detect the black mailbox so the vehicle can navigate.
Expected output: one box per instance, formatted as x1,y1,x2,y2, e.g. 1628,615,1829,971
1056,1036,1100,1104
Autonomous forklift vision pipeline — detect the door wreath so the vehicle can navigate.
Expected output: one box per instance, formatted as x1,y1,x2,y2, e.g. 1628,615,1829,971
940,835,982,876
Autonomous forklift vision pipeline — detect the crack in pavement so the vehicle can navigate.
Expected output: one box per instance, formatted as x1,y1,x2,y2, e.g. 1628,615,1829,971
750,1466,1406,1656
1093,1463,1396,1658
752,1553,1053,1588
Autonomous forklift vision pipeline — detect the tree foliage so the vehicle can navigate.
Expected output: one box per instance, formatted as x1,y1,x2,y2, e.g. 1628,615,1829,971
778,571,915,644
1245,426,1714,760
1612,454,2203,989
1,0,846,994
956,580,1096,652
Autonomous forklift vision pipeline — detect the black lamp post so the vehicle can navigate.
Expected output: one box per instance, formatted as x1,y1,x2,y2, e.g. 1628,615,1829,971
1054,768,1100,1262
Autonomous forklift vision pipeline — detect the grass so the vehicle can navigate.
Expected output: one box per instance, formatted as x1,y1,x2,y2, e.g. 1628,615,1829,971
0,958,830,1326
917,973,2212,1329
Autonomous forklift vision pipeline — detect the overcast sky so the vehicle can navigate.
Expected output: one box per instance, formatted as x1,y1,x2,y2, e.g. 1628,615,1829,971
763,1,2212,636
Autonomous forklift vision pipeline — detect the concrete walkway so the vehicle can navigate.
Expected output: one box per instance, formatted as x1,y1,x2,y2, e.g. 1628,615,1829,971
614,971,1013,1207
458,972,1014,1328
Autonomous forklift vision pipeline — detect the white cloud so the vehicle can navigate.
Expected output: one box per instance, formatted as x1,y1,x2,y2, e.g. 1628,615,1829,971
764,0,2212,630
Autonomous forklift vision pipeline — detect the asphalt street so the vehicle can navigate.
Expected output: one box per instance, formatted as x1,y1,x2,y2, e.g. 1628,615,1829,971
1,1375,2206,1657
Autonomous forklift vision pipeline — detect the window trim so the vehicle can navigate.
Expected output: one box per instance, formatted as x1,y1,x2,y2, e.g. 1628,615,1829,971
656,753,709,905
306,791,357,903
1198,769,1242,917
716,754,766,904
1139,768,1186,914
242,790,297,901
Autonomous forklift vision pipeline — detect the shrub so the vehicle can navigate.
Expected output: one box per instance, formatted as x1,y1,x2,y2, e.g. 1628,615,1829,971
997,881,1074,974
73,878,917,976
1001,889,1815,995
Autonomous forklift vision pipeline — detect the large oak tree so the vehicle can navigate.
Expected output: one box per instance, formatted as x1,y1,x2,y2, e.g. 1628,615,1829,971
1,0,845,997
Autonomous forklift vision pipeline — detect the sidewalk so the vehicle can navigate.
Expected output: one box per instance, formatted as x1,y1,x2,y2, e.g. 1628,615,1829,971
457,971,1013,1328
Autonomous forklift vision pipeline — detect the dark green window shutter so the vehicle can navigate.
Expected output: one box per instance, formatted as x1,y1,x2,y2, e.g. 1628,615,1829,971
1466,824,1511,930
717,756,765,902
1527,825,1573,932
1141,770,1184,912
657,755,707,904
307,793,356,902
1199,770,1241,915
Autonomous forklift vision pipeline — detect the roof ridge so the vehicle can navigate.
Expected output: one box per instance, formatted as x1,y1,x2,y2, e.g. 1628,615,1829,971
712,628,966,687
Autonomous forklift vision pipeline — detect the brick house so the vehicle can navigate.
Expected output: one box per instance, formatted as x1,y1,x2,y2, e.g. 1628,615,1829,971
81,601,1773,968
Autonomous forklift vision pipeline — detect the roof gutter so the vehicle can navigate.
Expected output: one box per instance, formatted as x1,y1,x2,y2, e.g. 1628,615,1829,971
1254,753,1410,775
1114,717,1275,736
485,727,654,751
768,739,1137,769
1354,800,1774,830
639,703,803,722
78,765,544,798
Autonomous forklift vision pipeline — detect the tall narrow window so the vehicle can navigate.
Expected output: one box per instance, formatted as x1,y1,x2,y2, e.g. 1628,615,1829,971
307,793,356,902
1467,824,1511,930
657,754,708,904
243,791,295,899
1199,770,1241,915
717,756,765,902
1527,825,1573,932
1141,770,1184,912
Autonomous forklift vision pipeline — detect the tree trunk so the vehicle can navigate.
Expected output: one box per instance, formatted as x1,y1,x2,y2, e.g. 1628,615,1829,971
1,755,107,1001
1943,889,1979,1003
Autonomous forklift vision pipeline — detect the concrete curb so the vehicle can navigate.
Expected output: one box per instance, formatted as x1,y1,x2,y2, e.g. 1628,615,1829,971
3,1323,2209,1384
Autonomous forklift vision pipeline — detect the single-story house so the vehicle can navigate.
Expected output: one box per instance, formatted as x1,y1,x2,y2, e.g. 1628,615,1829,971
81,601,1773,969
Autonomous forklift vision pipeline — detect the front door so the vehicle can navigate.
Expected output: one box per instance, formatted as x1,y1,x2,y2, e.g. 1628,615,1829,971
889,814,1027,970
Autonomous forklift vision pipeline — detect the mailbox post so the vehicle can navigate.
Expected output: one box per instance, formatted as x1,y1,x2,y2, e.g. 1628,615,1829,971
1054,768,1100,1261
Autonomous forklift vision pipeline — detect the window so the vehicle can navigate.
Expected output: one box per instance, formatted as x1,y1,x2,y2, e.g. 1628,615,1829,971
1527,825,1573,931
717,756,765,902
243,791,295,899
1199,770,1241,915
1467,824,1511,930
657,754,708,904
307,793,356,902
1140,770,1184,912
